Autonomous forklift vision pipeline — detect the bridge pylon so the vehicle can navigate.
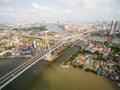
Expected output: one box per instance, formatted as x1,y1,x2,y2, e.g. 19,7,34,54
44,30,52,61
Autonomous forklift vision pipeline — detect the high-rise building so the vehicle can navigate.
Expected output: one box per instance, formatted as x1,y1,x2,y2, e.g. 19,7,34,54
110,20,117,36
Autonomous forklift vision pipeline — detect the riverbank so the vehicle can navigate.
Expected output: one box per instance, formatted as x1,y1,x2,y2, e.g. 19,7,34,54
2,42,119,90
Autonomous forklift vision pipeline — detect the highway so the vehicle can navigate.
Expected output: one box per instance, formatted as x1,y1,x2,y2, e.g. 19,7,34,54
0,40,65,90
13,33,64,39
0,29,104,90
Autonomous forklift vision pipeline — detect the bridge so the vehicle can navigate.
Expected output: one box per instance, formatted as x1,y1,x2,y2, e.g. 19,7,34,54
13,33,64,39
0,29,104,90
0,36,74,90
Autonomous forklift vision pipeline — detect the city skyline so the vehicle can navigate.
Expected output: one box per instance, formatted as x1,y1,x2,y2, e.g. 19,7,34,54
0,0,120,23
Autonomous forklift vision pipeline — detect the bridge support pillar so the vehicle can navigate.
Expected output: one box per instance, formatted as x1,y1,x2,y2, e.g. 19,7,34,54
44,53,52,61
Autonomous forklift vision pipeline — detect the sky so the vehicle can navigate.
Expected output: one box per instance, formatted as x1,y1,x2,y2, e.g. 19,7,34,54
0,0,120,23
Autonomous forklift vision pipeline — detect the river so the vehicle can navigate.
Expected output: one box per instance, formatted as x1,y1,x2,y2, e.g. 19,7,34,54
45,24,72,35
0,57,28,77
0,24,119,90
1,45,119,90
46,24,120,43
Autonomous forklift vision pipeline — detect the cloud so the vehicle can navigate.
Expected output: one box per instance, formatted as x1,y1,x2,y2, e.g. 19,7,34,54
83,1,104,9
1,0,118,23
32,3,56,12
32,3,73,13
60,9,73,13
105,6,111,11
82,0,111,9
64,10,73,13
57,0,78,6
82,0,95,9
0,7,15,14
0,6,33,18
58,0,74,3
118,10,120,14
0,4,73,22
32,3,40,9
0,0,16,3
57,0,112,9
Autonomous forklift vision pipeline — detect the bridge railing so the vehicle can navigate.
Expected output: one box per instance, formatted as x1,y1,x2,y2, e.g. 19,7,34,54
0,40,68,89
0,30,104,89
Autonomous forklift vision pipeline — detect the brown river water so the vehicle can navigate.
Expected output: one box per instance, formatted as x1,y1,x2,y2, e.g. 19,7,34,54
0,45,119,90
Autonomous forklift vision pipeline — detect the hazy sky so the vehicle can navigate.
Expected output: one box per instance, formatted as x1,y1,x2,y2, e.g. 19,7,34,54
0,0,120,23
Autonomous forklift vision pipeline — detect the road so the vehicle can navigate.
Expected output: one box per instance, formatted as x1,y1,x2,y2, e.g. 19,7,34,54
0,41,65,90
0,29,104,90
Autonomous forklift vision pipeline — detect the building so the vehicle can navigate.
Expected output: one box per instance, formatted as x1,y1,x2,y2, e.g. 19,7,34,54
110,20,117,36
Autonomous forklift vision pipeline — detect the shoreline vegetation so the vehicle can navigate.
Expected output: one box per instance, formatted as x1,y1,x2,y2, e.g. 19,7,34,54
62,45,120,87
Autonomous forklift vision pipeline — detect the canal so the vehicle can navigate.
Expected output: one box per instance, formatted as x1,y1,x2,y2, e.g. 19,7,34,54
1,45,119,90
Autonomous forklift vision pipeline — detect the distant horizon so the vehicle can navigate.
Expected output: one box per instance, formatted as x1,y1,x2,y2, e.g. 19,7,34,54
0,20,120,24
0,0,120,23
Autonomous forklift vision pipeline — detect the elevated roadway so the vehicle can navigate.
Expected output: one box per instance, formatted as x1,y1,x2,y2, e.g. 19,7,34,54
0,29,104,89
0,39,70,90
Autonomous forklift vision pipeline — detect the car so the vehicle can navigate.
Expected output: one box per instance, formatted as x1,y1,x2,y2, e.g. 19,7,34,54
11,74,14,76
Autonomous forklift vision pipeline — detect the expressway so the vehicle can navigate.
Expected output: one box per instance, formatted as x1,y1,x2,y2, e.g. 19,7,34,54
0,40,66,90
0,29,104,90
13,33,64,39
